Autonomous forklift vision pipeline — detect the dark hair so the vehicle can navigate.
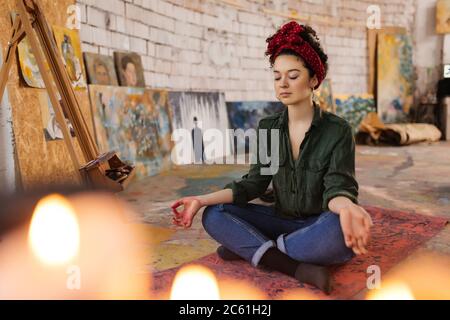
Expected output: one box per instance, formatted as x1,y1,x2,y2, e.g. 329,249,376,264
121,56,135,70
272,25,328,79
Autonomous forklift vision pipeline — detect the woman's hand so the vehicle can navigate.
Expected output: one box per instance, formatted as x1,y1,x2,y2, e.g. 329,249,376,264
170,196,204,228
339,203,373,255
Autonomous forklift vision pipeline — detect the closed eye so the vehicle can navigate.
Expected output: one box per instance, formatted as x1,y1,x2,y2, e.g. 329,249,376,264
274,76,298,81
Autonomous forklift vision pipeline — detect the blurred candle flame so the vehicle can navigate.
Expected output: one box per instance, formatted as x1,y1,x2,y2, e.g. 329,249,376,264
170,265,220,300
367,281,415,300
28,194,80,266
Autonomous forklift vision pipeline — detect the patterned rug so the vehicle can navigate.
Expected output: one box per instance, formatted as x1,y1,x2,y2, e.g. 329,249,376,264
152,206,448,299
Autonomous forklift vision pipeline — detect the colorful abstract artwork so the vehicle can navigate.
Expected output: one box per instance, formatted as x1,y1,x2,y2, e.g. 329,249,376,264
334,94,376,134
17,37,46,88
168,92,231,164
38,91,75,141
88,85,172,178
226,101,283,152
315,79,335,113
83,53,119,86
437,0,450,34
52,25,87,89
11,12,46,88
377,33,414,124
226,101,284,130
114,52,146,87
144,90,173,158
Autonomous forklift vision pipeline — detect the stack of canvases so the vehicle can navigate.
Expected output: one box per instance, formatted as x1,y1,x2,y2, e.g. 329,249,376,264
331,26,442,145
84,51,232,176
18,21,235,179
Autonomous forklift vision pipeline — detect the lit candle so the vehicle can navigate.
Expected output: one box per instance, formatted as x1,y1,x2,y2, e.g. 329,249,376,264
28,194,80,266
170,264,220,300
0,191,151,299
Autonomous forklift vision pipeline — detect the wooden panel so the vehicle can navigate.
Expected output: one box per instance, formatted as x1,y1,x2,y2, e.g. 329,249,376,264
0,0,94,190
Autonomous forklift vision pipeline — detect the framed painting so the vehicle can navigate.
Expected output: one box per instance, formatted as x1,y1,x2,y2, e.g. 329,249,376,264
335,94,376,133
88,85,171,177
377,33,414,123
168,91,231,164
52,25,87,89
83,53,119,86
114,52,146,87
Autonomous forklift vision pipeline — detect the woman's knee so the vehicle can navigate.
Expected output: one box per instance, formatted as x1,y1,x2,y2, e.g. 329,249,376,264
201,204,223,232
284,211,355,265
318,212,355,265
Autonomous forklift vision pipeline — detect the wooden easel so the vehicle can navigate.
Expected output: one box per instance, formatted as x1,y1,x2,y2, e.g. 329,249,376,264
0,0,135,192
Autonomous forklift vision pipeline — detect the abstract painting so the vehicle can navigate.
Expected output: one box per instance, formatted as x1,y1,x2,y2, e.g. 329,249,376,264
88,85,172,178
52,25,86,89
226,101,284,153
11,11,46,88
377,33,414,123
144,90,173,158
335,94,376,134
437,0,450,34
17,37,46,88
38,91,75,141
168,92,231,165
315,79,336,113
114,52,146,87
226,101,284,131
83,53,119,86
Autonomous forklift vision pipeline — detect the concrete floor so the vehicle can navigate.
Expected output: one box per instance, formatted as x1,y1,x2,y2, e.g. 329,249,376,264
120,141,450,298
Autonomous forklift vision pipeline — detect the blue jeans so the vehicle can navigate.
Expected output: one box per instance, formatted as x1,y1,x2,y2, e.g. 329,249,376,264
202,203,355,267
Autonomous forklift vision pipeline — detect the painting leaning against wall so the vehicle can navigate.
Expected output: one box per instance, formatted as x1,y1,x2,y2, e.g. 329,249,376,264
226,101,284,153
114,52,146,88
334,94,376,134
168,91,231,165
377,33,414,124
88,85,172,178
314,79,336,114
84,53,119,86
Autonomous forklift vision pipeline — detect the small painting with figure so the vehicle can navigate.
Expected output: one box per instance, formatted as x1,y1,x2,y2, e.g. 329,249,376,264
84,53,119,86
114,52,146,87
52,25,87,89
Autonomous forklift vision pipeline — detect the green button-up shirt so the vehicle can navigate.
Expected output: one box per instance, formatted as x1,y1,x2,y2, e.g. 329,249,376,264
224,102,359,219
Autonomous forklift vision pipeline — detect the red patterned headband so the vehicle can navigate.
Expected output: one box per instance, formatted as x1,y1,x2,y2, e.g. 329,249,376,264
265,21,326,90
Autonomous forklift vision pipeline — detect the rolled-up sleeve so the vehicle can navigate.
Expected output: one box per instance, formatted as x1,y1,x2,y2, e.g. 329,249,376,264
224,123,273,206
322,125,359,211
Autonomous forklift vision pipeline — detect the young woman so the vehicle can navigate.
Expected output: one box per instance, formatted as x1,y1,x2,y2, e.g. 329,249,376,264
171,21,373,294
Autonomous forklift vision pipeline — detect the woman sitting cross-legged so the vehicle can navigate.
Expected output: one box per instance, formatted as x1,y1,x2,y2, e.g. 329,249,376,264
170,21,373,295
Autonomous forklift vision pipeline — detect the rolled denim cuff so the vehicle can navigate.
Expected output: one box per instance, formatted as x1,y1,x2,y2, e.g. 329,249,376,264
251,240,276,267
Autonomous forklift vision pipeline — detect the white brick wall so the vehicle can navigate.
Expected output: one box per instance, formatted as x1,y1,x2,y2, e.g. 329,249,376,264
77,0,416,100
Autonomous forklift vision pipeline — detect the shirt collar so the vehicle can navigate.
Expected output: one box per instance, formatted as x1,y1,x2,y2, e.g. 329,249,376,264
276,101,323,129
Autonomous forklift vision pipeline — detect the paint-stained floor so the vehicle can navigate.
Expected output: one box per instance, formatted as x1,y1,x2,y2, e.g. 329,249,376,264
120,141,450,298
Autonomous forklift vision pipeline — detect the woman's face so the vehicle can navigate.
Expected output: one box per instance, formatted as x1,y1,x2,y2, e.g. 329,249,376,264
272,54,318,105
123,62,138,86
